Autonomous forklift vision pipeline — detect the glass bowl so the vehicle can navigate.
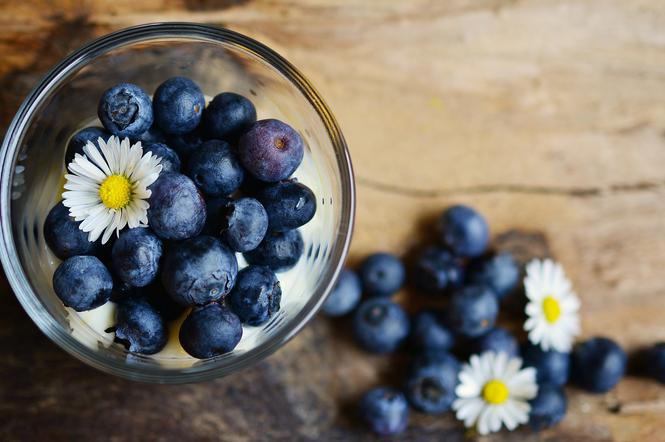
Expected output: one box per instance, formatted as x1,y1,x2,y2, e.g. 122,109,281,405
0,23,355,383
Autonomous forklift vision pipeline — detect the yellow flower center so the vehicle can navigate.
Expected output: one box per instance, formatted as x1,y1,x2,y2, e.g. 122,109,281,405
542,295,561,323
482,379,509,405
99,175,132,209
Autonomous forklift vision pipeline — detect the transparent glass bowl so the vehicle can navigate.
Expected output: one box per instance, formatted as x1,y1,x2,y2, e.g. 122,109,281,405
0,23,354,383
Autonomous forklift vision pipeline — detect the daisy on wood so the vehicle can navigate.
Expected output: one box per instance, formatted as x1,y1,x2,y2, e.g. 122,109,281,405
62,135,162,244
523,259,581,352
453,351,538,435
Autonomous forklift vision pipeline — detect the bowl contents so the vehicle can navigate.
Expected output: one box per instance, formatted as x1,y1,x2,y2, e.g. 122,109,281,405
43,78,317,359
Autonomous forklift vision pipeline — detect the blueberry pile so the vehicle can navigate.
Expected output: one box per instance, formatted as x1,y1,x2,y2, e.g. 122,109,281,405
322,204,665,436
46,78,316,358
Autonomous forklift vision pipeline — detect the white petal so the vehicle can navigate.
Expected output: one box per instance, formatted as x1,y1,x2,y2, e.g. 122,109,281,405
476,406,494,435
83,141,112,176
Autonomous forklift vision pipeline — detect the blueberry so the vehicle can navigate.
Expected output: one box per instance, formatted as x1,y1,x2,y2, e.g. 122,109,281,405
153,77,205,135
111,228,163,287
186,140,244,197
359,387,409,436
642,342,665,384
468,252,519,299
220,197,268,252
404,351,459,414
179,303,243,358
473,327,519,357
321,268,362,317
203,92,257,140
53,255,113,311
529,385,567,430
98,83,153,138
256,180,316,232
239,119,304,182
144,142,181,173
65,126,109,165
571,337,626,393
142,282,186,321
360,253,405,298
410,310,455,352
168,125,204,160
162,235,238,306
446,285,498,338
413,246,464,293
114,297,167,354
243,229,303,272
353,298,410,354
201,196,231,236
136,125,166,144
147,172,206,240
44,202,99,260
227,266,281,326
523,344,570,387
439,205,489,258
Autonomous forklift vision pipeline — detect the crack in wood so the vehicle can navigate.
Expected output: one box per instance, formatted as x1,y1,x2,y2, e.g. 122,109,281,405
357,177,665,198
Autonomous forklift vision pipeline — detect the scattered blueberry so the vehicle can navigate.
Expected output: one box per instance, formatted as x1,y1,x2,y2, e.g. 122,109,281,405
244,230,303,272
144,142,181,173
168,125,204,160
405,351,459,414
239,119,304,182
204,92,257,140
642,342,665,384
473,327,519,357
359,387,409,436
111,228,163,287
98,83,153,138
227,266,281,326
162,235,238,306
353,298,410,354
220,198,268,252
64,126,109,165
53,255,113,311
43,202,99,260
201,196,231,236
147,172,206,240
360,253,405,298
186,139,244,197
439,205,489,258
468,252,520,299
256,180,316,232
179,303,243,358
410,310,454,352
446,285,498,338
523,344,570,387
321,269,362,317
529,385,567,430
153,77,205,135
413,246,464,293
571,337,626,393
114,297,167,355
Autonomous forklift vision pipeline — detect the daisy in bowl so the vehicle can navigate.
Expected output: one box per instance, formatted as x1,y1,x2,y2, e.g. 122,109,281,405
62,136,162,244
453,351,538,435
523,258,581,352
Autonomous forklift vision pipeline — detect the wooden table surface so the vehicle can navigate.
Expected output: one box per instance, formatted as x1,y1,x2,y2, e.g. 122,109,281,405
2,1,665,441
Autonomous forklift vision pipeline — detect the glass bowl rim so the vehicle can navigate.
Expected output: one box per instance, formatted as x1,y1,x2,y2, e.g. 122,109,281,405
0,22,355,383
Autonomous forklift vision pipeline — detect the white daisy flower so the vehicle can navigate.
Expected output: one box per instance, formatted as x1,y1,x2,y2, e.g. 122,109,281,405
62,135,162,244
453,351,538,436
523,258,581,352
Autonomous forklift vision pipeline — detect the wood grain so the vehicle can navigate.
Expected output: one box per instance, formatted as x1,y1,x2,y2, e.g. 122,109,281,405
1,0,665,440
